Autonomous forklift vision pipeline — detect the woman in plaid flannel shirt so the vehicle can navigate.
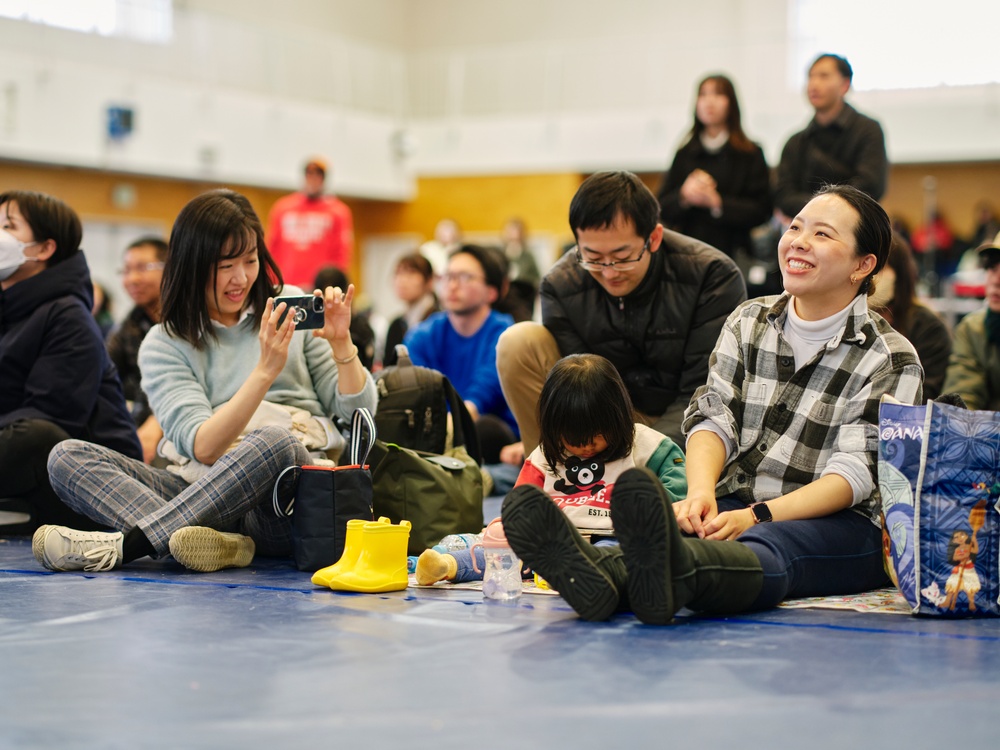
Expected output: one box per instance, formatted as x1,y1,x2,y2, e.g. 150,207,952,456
501,184,924,623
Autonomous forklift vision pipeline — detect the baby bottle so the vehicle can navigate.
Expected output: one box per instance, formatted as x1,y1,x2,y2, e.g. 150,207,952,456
432,532,481,554
471,518,523,601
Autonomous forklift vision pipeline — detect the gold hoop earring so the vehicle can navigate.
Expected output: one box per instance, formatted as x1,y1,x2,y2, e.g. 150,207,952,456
850,275,857,285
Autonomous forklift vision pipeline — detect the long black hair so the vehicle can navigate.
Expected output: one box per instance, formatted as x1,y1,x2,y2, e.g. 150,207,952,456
160,189,283,348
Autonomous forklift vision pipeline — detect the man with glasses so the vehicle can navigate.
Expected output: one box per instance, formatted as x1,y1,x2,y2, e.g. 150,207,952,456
405,245,519,463
497,171,745,454
107,236,167,464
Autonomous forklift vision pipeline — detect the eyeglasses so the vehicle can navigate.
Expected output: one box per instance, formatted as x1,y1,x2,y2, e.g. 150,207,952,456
117,262,165,276
575,238,651,271
440,271,485,286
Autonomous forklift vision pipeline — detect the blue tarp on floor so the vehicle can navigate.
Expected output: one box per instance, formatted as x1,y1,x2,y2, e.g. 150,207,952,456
3,536,1000,749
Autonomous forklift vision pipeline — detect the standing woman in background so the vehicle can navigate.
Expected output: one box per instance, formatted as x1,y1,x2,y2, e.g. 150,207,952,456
657,74,772,259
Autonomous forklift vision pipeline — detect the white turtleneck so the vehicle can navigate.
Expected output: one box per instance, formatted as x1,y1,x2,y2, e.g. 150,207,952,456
783,297,854,369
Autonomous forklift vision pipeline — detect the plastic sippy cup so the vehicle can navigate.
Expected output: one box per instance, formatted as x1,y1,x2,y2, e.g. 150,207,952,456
471,518,523,600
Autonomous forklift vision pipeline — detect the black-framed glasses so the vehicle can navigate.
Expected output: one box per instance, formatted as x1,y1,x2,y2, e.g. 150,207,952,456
440,271,486,286
575,238,650,271
117,262,165,276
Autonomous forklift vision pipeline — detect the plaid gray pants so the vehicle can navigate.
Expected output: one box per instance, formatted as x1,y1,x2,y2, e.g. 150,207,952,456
47,426,310,557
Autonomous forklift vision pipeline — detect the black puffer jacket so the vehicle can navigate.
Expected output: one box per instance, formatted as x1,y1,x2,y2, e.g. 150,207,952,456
0,251,141,458
541,230,747,417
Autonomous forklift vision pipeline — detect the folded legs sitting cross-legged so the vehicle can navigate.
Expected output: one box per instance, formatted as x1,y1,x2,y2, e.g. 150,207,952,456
36,425,306,573
32,189,378,574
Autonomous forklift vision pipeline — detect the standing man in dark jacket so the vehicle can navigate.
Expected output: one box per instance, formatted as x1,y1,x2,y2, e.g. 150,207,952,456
774,54,888,220
497,171,746,454
0,190,141,534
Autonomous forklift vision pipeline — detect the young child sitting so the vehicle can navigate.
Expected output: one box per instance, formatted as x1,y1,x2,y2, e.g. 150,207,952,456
415,353,687,585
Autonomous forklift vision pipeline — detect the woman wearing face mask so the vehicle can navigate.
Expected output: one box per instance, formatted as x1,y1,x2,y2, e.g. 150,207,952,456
657,74,772,260
0,191,141,535
867,232,951,401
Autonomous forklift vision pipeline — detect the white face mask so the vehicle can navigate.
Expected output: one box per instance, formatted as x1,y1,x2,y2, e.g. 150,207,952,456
0,227,40,281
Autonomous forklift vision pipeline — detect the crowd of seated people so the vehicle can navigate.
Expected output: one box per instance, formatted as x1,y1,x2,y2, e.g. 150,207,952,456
7,54,1000,619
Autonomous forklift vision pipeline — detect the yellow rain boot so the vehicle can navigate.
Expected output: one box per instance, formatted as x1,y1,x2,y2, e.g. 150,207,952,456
312,517,390,587
328,520,412,593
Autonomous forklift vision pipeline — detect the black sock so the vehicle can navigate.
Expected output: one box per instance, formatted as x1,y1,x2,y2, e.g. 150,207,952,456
122,527,155,563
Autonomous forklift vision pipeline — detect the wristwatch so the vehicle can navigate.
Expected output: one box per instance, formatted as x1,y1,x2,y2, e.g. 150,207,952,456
749,502,773,524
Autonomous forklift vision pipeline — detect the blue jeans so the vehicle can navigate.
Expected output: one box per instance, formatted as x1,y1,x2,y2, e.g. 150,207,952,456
451,547,489,583
484,462,520,497
450,537,619,583
716,497,889,610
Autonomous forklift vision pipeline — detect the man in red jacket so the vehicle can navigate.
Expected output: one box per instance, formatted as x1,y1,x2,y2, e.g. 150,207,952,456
266,158,354,287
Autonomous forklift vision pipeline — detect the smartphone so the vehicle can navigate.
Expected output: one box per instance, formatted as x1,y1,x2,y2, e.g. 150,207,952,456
274,294,325,330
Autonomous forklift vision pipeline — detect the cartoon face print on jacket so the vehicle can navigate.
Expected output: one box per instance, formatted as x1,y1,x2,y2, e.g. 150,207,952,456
553,455,607,496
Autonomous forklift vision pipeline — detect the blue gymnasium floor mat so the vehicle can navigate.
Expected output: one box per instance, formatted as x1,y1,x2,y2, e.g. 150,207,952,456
3,535,1000,750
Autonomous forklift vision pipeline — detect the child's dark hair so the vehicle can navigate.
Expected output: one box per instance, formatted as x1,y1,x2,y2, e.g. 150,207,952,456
161,189,283,349
537,353,635,472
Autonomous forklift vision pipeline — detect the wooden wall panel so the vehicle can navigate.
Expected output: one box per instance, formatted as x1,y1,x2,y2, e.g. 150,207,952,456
881,162,1000,241
4,159,998,288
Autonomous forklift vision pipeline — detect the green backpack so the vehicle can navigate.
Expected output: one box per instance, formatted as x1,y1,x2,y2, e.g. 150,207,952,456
369,348,484,555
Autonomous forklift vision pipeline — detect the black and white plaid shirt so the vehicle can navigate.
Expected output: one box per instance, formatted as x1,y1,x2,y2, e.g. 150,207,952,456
683,293,923,522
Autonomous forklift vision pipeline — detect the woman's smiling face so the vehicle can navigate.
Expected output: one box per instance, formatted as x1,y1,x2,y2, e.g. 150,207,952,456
206,235,260,326
778,193,875,320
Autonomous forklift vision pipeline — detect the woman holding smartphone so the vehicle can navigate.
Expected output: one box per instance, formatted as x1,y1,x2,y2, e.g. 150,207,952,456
35,189,376,573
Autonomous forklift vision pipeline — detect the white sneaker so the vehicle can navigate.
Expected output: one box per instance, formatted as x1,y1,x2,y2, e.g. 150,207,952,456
32,525,124,572
168,527,255,573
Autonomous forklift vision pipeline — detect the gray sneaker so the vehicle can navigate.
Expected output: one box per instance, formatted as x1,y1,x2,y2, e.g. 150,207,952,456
168,527,255,572
32,525,124,572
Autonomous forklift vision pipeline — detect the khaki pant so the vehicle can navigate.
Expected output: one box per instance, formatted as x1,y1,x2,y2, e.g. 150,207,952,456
497,322,561,455
497,322,686,454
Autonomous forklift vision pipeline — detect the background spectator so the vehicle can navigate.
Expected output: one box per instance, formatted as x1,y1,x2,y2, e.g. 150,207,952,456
267,157,354,287
107,236,168,463
657,74,772,262
382,252,439,368
869,233,951,401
